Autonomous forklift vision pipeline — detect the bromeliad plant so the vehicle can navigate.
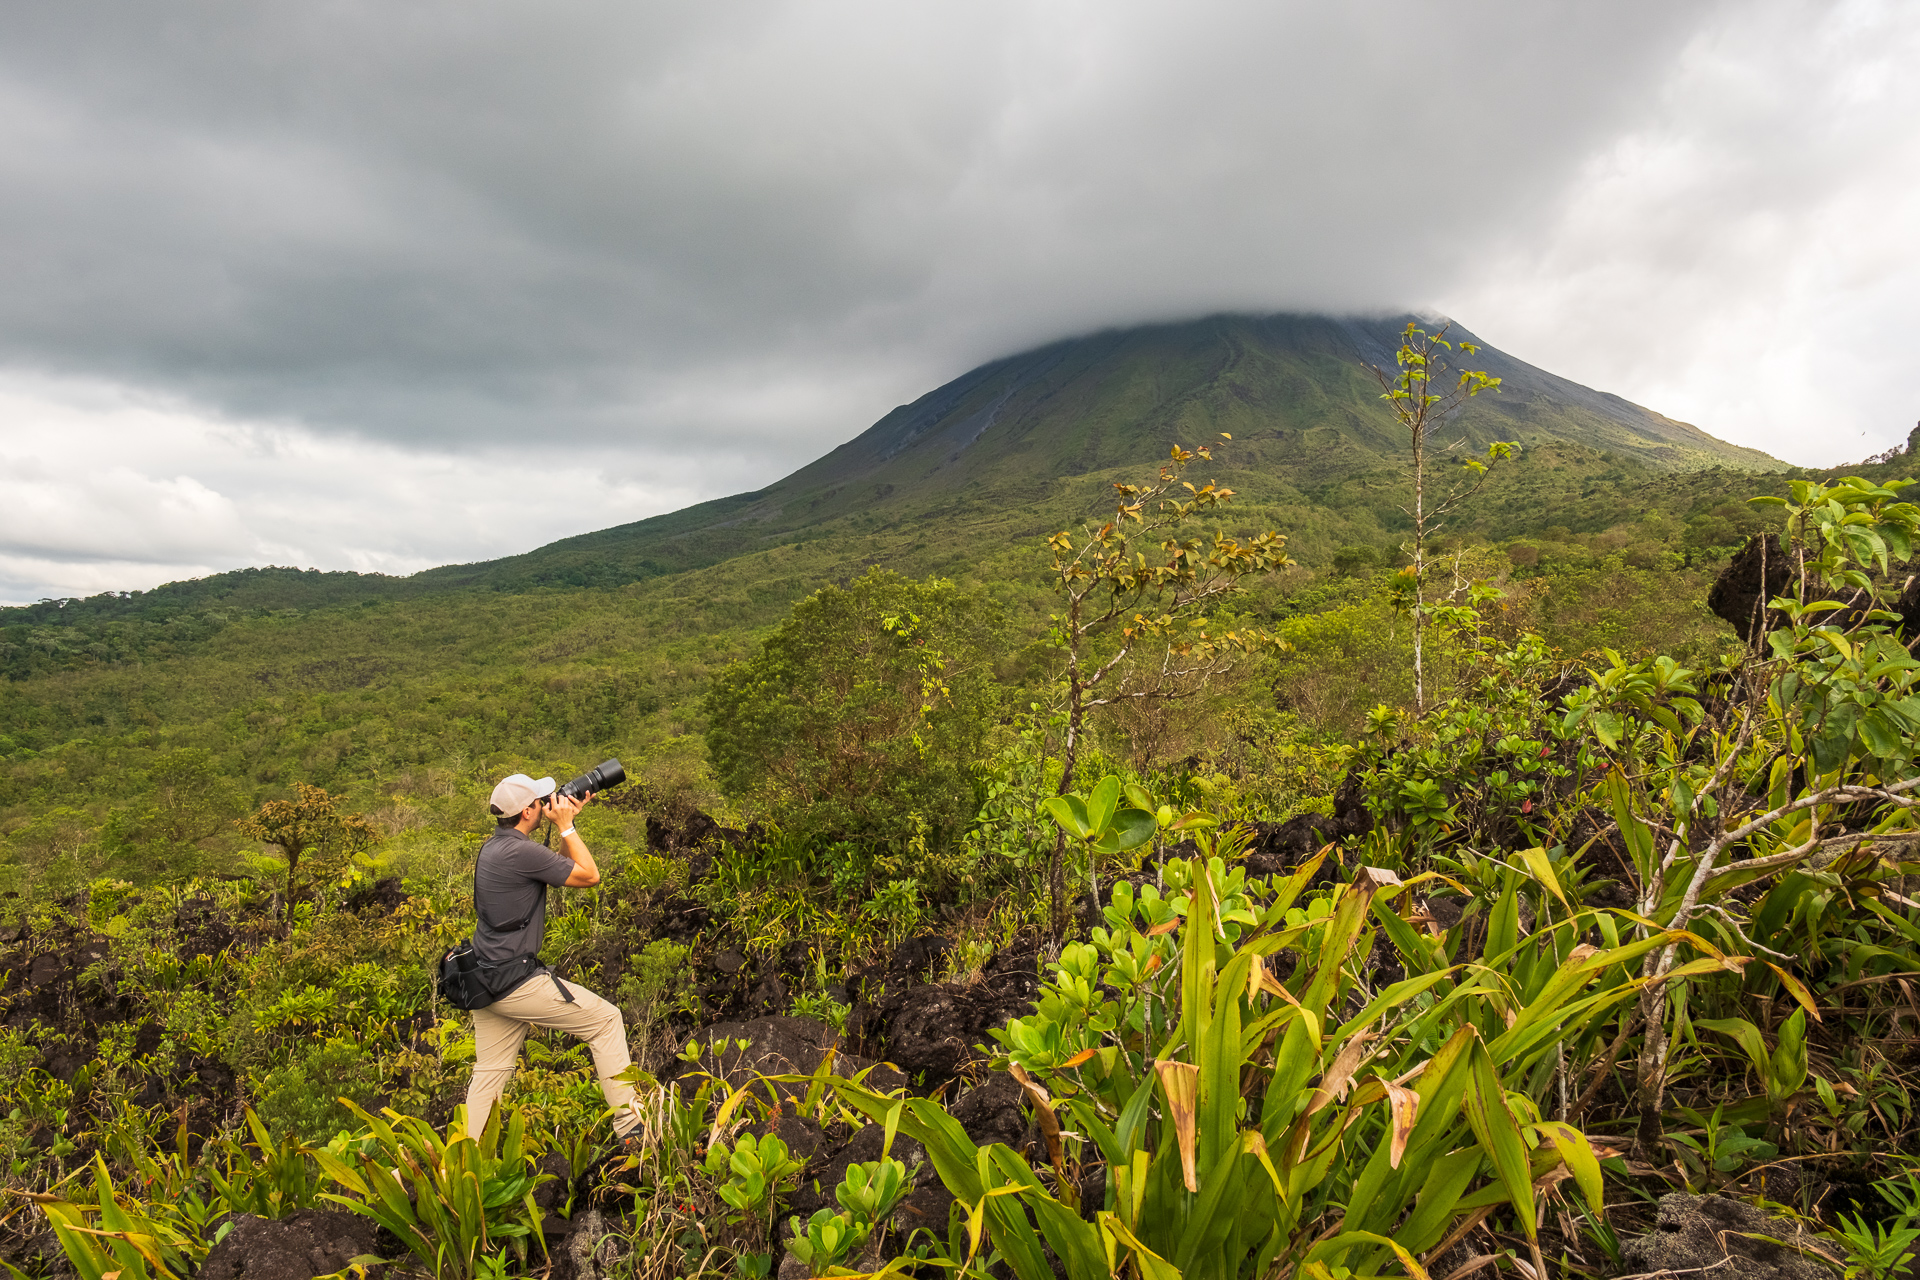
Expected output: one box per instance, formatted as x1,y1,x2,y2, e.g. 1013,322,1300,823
825,850,1695,1279
17,1155,202,1280
312,1102,551,1280
783,1150,913,1277
706,1130,804,1238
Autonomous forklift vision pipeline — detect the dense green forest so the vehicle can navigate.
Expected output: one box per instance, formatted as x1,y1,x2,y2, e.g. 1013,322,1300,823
4,319,1920,1280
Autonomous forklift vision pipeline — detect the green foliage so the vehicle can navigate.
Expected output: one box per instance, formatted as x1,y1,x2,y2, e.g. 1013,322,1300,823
829,851,1642,1280
1044,439,1294,787
1357,630,1578,846
12,429,1920,1279
703,568,1000,857
24,1155,200,1280
1664,1104,1778,1191
1043,439,1293,935
615,939,697,1027
1828,1211,1920,1280
784,1208,865,1276
1826,1168,1920,1280
313,1102,551,1280
860,876,925,944
1039,776,1158,857
1040,773,1161,912
1368,320,1515,712
706,1131,803,1233
253,1040,388,1148
236,782,380,906
782,1154,912,1278
1329,545,1380,578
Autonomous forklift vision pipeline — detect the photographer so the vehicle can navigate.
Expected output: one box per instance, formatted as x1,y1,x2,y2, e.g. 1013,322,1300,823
463,771,642,1147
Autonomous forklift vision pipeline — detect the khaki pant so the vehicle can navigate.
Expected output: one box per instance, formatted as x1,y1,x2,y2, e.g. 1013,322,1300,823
465,973,641,1138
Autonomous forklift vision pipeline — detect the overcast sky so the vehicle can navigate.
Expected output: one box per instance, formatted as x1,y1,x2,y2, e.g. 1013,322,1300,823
0,0,1913,604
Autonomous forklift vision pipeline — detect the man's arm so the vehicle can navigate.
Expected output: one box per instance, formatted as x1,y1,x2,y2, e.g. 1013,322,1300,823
547,793,601,887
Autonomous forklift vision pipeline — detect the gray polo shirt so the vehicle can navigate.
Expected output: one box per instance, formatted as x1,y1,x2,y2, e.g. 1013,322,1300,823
474,827,575,963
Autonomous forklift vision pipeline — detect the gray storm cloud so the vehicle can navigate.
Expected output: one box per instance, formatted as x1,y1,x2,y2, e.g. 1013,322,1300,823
0,0,1910,602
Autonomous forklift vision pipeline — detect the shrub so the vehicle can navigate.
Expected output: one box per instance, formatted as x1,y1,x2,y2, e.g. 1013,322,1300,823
703,569,1001,858
1330,545,1380,577
254,1040,385,1147
616,939,697,1027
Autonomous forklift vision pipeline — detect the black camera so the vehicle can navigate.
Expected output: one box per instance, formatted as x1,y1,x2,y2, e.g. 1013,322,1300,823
553,758,626,802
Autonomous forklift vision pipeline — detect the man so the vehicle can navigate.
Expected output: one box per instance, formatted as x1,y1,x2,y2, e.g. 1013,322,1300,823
464,771,642,1146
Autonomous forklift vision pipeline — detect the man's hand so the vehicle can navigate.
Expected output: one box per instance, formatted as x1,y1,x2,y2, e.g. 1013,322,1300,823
545,791,588,828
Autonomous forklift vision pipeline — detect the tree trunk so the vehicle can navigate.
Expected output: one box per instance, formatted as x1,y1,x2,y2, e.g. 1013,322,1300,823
1047,828,1069,943
284,844,302,918
1634,978,1673,1155
1050,676,1085,943
1412,421,1426,714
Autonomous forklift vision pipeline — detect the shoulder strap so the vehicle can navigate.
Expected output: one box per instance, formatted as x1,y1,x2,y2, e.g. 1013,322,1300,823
473,837,541,934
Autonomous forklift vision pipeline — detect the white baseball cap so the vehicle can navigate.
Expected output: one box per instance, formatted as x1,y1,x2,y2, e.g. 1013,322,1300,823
489,772,556,814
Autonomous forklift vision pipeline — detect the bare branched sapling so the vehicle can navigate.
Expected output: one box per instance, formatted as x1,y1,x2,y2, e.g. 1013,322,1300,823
1043,437,1294,936
1370,321,1515,711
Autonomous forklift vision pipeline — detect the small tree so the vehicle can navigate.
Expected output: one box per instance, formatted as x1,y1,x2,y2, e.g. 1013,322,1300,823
703,568,1000,866
1369,322,1515,712
237,782,378,910
147,747,245,847
1043,438,1293,935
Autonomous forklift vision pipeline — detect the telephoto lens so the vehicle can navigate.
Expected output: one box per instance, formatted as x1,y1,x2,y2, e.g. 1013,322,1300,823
555,758,626,801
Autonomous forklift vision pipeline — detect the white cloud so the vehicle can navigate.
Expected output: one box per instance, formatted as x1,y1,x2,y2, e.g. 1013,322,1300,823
0,373,717,603
1446,0,1920,466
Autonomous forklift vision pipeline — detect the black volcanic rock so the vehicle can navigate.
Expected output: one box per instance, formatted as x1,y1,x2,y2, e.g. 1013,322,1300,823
1708,534,1796,642
200,1211,388,1280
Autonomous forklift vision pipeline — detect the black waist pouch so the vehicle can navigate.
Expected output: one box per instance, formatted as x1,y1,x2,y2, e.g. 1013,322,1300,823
437,942,544,1010
437,942,575,1011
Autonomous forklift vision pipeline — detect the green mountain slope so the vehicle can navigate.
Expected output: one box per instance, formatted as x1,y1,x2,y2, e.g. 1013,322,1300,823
0,308,1802,700
0,312,1780,630
421,312,1780,590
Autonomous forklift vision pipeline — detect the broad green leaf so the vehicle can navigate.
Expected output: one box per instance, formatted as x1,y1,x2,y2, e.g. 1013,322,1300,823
1042,795,1094,840
988,1149,1108,1280
1771,1007,1808,1099
1606,769,1655,871
1088,776,1122,836
1695,1016,1768,1077
1489,877,1520,963
1099,807,1158,853
1461,1037,1536,1242
1536,1120,1606,1217
1859,711,1904,760
1306,1229,1433,1280
1099,1213,1183,1280
1391,1148,1485,1255
1515,846,1568,909
1261,1008,1320,1137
